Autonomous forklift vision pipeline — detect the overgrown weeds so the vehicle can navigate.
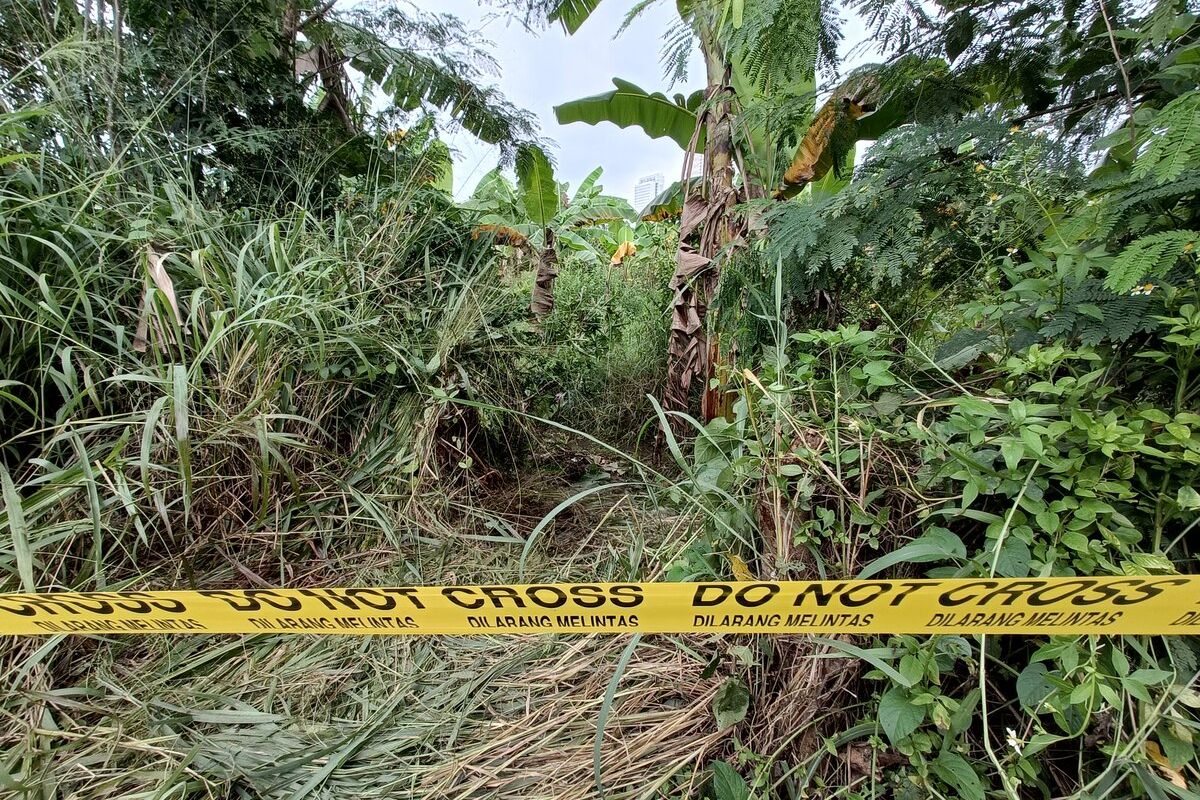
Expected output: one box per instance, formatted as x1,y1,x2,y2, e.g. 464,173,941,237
0,27,698,798
4,1,1200,798
657,131,1200,792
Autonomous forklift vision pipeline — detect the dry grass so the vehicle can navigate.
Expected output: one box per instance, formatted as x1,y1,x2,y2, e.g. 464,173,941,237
420,636,727,799
0,444,734,800
747,636,868,780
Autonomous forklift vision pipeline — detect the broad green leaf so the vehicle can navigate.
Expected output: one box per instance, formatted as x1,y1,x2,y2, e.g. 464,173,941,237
931,752,984,800
878,687,924,744
1000,439,1024,470
1110,648,1130,676
574,166,603,195
962,480,979,509
639,177,699,219
710,761,750,800
554,78,705,150
468,167,516,205
1016,662,1054,708
899,654,923,685
1128,668,1174,685
1158,726,1195,769
547,0,604,34
1177,485,1200,510
434,158,453,194
1036,510,1060,533
516,144,559,228
993,536,1032,577
1020,427,1044,456
1061,531,1090,552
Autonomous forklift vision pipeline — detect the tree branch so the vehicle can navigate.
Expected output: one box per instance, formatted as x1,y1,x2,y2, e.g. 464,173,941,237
300,0,338,30
1007,89,1127,125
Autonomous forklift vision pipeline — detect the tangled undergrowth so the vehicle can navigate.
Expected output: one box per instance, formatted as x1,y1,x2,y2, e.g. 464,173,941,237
3,0,1200,798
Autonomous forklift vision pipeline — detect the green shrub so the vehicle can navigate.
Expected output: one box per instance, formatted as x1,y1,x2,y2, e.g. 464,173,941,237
500,224,675,438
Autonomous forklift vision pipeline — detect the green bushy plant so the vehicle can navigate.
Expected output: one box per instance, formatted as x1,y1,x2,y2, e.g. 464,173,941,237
672,17,1200,792
0,101,524,591
668,298,1199,796
494,222,676,437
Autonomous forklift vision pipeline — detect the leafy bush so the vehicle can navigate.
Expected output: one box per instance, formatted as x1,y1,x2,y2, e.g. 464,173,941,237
667,289,1199,795
673,25,1200,794
498,223,676,437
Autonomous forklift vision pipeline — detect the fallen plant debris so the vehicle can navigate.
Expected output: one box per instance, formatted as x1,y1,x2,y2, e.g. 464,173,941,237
1,0,1198,797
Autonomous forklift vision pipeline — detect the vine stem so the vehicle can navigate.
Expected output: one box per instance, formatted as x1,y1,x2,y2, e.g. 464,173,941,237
1097,0,1137,145
980,462,1039,799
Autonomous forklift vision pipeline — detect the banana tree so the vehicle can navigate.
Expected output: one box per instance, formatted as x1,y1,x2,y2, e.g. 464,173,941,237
547,0,832,423
547,0,967,424
463,145,635,317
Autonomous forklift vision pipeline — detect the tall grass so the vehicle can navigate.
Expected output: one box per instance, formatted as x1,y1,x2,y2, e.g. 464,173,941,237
0,110,519,591
0,31,735,799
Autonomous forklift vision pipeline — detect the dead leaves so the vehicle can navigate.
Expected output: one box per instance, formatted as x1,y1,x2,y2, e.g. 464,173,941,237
133,246,184,353
1146,740,1188,789
664,187,741,425
610,240,636,265
845,742,905,781
472,224,528,246
530,230,559,319
776,79,880,199
663,244,714,418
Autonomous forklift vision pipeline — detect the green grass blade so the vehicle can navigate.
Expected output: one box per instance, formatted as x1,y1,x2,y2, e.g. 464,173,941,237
0,463,35,591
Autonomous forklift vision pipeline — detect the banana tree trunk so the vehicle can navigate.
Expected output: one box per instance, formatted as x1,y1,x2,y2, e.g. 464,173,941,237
664,29,738,429
530,228,558,318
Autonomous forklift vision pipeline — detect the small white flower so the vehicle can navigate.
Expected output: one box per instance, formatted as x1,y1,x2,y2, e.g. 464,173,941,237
1006,727,1024,755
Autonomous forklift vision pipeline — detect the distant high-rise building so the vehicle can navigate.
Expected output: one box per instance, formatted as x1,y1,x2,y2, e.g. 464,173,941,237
633,173,665,211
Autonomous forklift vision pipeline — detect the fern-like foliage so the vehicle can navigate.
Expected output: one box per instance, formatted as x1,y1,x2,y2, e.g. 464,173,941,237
333,10,540,159
723,0,836,90
846,0,1197,147
1105,231,1199,293
1038,280,1164,345
714,116,1077,355
659,17,699,86
1133,92,1200,185
1062,171,1200,244
934,328,998,369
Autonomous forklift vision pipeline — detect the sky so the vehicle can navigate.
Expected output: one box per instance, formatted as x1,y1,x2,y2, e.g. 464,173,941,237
416,1,877,203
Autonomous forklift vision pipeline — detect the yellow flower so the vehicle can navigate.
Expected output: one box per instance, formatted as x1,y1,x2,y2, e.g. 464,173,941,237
975,163,986,172
989,193,1001,202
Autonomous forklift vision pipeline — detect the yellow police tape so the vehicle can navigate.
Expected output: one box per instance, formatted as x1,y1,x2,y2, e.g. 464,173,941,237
1,577,1198,636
